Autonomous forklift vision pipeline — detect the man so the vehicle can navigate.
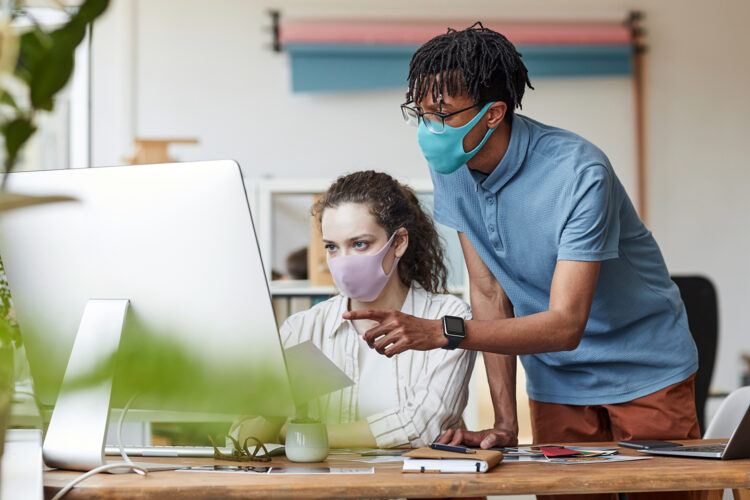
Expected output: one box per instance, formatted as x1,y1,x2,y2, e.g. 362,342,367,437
343,24,700,499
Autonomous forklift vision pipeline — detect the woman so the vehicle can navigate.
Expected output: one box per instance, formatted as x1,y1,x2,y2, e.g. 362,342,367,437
233,171,475,449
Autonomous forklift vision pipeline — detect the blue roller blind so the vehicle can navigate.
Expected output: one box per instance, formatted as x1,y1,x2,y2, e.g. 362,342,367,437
285,43,633,93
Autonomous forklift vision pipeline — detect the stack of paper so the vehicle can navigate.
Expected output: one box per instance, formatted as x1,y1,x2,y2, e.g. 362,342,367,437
540,446,616,458
497,446,650,464
536,446,650,464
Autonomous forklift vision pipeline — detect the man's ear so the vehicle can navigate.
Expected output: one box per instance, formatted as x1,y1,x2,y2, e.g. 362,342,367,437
394,227,409,258
486,102,508,128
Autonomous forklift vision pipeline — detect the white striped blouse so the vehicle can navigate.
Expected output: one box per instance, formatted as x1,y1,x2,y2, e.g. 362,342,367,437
280,282,476,448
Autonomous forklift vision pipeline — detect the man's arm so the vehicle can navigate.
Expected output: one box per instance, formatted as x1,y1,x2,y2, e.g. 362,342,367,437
461,232,518,445
439,233,518,448
459,256,600,353
347,250,600,356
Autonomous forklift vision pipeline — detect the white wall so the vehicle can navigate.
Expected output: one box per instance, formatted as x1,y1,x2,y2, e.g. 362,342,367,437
90,0,136,167
91,0,750,394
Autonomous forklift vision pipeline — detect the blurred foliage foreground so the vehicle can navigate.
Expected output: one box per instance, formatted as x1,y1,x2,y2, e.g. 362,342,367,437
102,322,299,418
0,0,333,457
0,0,109,176
0,0,320,460
0,0,109,462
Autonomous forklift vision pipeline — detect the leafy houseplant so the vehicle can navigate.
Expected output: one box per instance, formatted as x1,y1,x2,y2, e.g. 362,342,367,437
0,0,109,474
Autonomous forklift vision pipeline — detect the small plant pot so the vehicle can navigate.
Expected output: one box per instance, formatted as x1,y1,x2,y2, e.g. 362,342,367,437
284,421,328,463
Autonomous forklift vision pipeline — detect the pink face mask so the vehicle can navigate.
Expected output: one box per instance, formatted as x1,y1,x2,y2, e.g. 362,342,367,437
327,232,400,302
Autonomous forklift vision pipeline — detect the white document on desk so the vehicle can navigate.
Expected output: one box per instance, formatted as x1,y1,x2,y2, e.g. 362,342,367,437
547,455,652,465
177,466,374,474
341,456,407,463
284,340,354,404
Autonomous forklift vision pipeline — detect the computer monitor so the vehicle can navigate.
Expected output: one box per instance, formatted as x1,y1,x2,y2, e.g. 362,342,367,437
0,161,296,470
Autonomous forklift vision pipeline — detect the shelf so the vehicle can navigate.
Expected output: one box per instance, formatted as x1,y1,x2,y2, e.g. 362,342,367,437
270,280,465,298
270,280,337,297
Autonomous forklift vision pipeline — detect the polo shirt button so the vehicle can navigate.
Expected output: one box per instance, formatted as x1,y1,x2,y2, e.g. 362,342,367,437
487,198,494,205
488,224,495,232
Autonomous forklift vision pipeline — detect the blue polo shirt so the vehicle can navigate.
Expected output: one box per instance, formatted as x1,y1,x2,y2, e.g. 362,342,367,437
430,114,698,405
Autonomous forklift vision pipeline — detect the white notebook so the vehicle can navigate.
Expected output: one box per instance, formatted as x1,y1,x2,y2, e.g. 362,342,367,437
403,457,491,473
401,446,503,473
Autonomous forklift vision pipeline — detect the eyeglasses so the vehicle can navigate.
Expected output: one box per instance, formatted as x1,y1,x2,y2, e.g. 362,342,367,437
400,102,484,134
208,434,273,462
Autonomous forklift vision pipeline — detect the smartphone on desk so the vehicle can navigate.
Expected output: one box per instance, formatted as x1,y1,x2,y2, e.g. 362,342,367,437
618,440,683,450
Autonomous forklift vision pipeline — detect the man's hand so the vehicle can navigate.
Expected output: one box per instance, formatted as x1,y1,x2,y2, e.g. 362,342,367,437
437,428,518,449
341,309,445,356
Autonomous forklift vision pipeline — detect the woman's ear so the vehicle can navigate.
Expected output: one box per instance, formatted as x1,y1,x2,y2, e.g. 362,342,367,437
394,227,409,258
486,101,507,129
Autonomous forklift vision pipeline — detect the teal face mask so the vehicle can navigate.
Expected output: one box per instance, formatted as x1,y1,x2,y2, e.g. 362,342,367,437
417,102,496,175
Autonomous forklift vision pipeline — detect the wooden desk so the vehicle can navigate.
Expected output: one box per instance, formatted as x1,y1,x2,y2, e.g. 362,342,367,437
44,441,750,499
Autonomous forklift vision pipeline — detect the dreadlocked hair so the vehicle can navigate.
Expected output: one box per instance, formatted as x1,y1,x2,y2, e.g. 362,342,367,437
312,171,448,295
406,22,533,115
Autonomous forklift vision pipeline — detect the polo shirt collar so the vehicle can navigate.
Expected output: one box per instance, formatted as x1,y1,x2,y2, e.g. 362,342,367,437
469,113,530,194
327,282,422,338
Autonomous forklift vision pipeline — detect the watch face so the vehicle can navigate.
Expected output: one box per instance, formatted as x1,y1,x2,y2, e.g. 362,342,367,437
444,316,465,335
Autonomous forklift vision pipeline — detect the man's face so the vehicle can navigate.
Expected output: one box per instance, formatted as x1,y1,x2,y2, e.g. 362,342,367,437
415,91,493,154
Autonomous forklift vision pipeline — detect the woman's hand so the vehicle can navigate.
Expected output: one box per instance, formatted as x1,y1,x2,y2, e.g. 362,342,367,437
342,309,445,356
437,427,518,449
231,415,287,445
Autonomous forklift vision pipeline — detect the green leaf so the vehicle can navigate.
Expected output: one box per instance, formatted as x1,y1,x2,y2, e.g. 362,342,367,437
49,0,110,49
16,29,51,85
29,44,74,111
29,0,111,110
73,0,110,26
50,16,86,50
0,92,17,110
2,118,36,172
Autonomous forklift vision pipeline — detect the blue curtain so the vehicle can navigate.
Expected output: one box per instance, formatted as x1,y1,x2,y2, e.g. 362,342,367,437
285,43,632,93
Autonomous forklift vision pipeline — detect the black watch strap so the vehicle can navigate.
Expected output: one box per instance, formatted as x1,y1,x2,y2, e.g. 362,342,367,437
442,315,466,350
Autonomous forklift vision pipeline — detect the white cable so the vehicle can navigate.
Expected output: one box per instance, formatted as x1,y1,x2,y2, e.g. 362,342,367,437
51,393,147,500
117,393,142,470
50,462,147,500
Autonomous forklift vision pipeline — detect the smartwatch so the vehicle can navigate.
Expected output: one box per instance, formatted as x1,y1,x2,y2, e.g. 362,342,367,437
441,315,466,350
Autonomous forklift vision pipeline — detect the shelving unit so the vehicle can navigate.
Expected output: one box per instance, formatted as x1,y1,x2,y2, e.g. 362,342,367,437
249,177,468,302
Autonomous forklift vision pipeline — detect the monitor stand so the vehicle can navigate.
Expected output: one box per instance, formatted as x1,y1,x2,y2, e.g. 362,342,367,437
42,299,179,473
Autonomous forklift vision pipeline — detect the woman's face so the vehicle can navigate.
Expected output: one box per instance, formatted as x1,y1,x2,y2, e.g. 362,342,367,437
321,202,407,273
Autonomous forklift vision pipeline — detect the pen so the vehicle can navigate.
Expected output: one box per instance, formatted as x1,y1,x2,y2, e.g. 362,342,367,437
430,443,476,454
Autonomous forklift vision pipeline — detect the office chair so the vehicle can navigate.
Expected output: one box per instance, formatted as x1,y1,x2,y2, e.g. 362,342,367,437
671,275,719,435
